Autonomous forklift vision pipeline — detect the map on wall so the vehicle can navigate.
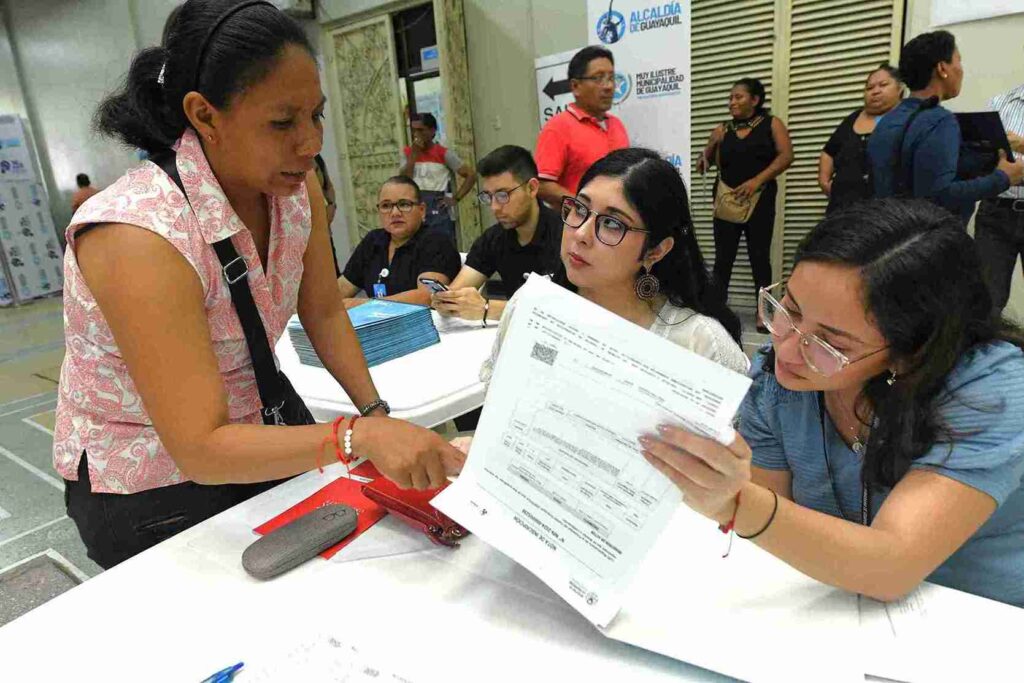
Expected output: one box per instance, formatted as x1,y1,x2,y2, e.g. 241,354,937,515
932,0,1024,25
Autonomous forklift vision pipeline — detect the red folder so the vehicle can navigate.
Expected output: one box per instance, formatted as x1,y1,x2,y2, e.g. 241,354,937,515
254,462,386,559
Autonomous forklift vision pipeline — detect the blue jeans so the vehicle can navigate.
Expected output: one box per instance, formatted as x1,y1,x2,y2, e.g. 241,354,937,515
422,191,456,244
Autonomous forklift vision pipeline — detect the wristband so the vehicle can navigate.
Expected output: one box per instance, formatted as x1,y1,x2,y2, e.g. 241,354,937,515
718,490,742,558
738,489,779,541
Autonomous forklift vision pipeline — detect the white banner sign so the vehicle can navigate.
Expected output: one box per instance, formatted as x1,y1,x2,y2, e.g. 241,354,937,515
535,48,584,129
0,115,37,183
931,0,1024,26
0,181,63,301
586,0,691,186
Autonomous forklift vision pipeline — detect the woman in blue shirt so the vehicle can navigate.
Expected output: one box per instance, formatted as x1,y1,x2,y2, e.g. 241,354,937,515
640,199,1024,606
867,30,1023,224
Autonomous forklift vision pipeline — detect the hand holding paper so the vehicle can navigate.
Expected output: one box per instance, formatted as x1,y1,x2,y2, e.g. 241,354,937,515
432,276,752,627
639,424,752,525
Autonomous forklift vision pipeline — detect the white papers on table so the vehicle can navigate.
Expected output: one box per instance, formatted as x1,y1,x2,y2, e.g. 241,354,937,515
606,506,863,683
240,629,421,682
330,514,437,563
433,276,752,628
860,583,1024,682
432,310,496,334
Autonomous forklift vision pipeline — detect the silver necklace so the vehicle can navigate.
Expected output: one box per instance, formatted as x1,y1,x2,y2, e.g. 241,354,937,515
825,393,867,456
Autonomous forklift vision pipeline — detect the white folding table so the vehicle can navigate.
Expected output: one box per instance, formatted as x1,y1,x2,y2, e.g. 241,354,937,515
276,313,498,427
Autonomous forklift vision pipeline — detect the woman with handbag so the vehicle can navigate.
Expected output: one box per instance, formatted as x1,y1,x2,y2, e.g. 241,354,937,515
56,0,463,569
818,64,903,214
697,78,793,331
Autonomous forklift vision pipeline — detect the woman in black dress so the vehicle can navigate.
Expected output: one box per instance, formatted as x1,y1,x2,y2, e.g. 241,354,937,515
818,64,903,213
697,78,793,330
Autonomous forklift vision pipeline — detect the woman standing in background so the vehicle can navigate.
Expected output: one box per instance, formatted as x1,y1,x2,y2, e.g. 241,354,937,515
697,78,793,330
818,64,903,214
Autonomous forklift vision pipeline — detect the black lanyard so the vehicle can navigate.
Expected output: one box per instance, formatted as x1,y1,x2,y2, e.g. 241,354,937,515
817,392,872,526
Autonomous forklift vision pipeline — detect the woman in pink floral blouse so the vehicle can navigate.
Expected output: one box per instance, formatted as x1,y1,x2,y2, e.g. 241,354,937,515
55,0,463,568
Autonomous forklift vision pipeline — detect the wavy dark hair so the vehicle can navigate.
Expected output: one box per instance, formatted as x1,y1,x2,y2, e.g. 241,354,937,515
554,148,741,342
773,199,1024,488
95,0,313,154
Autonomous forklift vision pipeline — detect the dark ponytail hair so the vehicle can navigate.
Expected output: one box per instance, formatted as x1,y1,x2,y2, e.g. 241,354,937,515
554,148,742,342
733,77,768,115
95,0,313,154
785,199,1024,488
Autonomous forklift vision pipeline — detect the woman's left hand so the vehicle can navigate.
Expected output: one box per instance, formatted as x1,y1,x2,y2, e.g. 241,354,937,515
640,425,752,524
734,180,761,201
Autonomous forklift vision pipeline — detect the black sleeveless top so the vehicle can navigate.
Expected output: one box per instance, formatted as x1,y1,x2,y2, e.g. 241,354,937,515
719,114,777,188
823,109,873,213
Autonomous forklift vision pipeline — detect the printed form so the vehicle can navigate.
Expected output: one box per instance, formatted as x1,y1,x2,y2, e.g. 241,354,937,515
433,276,751,626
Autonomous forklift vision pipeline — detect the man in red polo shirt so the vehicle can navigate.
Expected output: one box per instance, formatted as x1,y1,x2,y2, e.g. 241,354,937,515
535,46,630,205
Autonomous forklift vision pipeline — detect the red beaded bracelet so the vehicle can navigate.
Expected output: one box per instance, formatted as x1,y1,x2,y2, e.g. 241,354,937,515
718,491,742,558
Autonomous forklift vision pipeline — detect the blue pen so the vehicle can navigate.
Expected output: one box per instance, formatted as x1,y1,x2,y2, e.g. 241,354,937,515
201,661,244,683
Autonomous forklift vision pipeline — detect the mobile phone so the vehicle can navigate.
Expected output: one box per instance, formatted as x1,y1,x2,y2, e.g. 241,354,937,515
419,277,449,293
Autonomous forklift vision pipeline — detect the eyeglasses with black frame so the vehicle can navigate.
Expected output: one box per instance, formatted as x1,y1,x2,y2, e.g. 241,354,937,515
560,195,650,247
575,74,616,85
377,199,418,214
477,180,529,206
759,282,888,377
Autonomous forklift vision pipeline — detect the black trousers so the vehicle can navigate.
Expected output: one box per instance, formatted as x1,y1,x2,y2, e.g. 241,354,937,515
975,198,1024,313
65,454,283,569
712,184,777,297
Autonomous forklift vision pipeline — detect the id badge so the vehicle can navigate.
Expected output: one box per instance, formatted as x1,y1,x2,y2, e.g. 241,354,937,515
372,283,387,298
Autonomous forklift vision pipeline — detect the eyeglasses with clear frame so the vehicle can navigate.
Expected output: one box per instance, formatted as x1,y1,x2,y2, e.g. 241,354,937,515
560,195,649,247
477,180,529,206
759,282,888,377
377,199,418,214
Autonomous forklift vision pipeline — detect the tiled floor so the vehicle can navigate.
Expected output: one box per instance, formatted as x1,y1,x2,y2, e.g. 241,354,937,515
0,297,102,627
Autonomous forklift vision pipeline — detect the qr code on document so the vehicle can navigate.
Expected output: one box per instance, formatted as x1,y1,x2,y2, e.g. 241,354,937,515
530,342,557,366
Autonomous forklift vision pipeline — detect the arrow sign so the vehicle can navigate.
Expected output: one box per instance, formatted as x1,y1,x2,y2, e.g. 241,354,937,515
543,77,572,100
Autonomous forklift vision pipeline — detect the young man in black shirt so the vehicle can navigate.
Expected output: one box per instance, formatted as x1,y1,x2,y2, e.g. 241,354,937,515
432,146,562,322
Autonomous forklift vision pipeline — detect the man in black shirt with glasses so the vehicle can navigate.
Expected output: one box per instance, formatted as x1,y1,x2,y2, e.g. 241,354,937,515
432,146,562,323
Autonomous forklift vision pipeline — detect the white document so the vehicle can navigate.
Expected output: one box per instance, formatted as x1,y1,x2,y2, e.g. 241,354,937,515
241,629,421,682
607,507,863,683
860,583,1024,682
432,276,752,627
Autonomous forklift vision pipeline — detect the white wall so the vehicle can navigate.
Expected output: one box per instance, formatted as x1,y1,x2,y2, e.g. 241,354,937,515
906,1,1024,322
2,0,141,231
0,1,348,262
315,0,587,233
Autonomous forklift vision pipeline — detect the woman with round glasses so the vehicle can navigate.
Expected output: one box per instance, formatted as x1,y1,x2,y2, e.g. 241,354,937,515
339,175,461,308
641,199,1024,606
479,148,749,383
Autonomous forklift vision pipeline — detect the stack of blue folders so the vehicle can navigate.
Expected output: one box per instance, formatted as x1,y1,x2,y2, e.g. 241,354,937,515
287,300,440,368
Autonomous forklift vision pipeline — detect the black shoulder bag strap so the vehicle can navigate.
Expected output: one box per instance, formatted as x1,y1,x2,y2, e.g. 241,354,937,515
150,150,309,426
891,96,940,198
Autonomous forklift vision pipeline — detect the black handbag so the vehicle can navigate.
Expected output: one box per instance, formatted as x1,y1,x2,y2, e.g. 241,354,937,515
151,150,314,427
